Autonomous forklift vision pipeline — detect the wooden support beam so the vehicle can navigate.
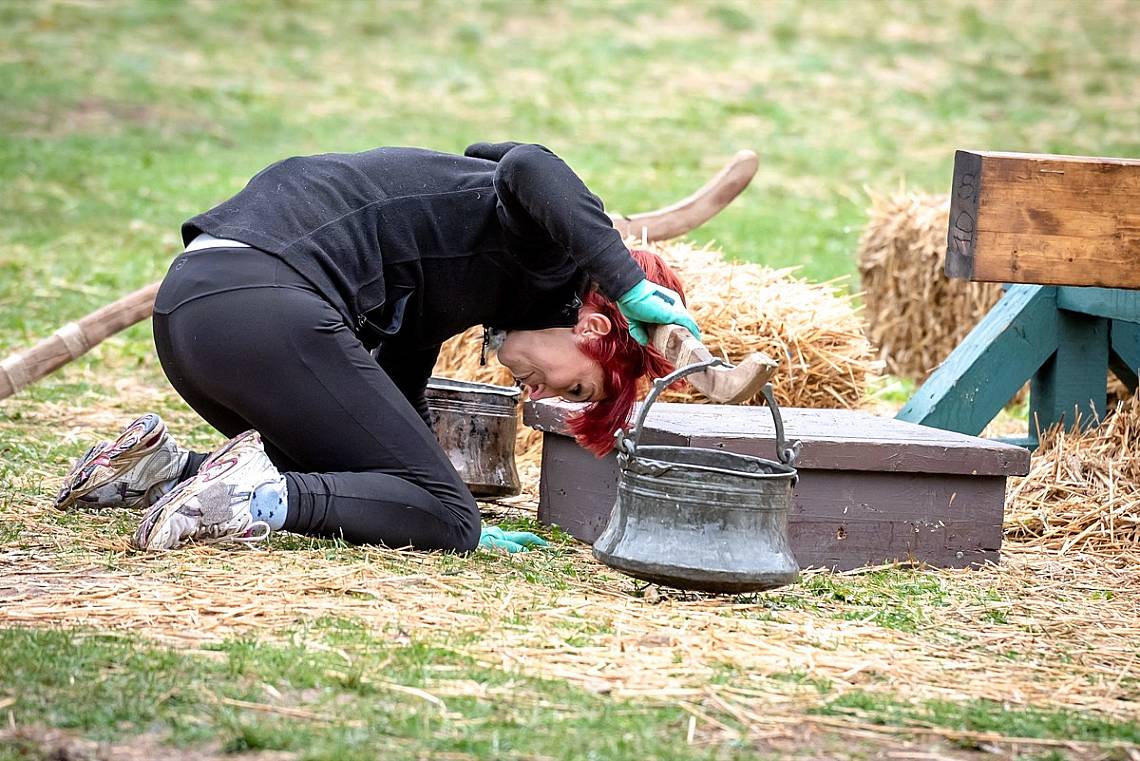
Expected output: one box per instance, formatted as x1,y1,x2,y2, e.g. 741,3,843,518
945,150,1140,289
1056,287,1140,323
1110,320,1140,392
1029,311,1109,432
897,285,1059,435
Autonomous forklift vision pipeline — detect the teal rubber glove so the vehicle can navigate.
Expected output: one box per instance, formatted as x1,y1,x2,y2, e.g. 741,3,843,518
616,279,701,345
478,525,549,553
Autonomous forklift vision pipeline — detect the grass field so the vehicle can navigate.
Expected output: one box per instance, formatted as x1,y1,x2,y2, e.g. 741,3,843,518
2,1,1139,759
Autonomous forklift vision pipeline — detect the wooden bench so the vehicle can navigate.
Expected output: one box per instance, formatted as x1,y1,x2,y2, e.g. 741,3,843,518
899,151,1140,443
525,400,1029,571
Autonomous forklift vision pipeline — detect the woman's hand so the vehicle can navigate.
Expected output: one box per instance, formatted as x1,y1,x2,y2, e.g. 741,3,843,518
479,524,548,553
616,279,701,345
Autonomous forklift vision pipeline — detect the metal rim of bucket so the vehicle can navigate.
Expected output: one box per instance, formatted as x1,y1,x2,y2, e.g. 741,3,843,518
620,444,796,481
426,377,521,399
615,358,803,470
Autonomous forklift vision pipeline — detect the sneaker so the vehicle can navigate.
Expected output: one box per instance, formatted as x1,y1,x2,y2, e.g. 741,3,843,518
131,430,281,551
55,413,188,511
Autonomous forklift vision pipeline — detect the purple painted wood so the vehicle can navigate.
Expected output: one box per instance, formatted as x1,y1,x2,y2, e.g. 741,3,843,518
538,437,621,544
524,401,1030,476
526,400,1026,571
788,471,1003,569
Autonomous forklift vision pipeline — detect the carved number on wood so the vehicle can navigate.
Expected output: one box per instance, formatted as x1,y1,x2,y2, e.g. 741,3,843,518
951,171,977,259
945,150,984,280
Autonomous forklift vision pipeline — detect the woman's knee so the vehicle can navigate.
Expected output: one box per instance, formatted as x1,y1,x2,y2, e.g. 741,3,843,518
444,493,481,553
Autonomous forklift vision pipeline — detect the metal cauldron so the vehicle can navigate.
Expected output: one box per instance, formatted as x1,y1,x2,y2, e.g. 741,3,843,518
593,360,802,593
425,377,522,498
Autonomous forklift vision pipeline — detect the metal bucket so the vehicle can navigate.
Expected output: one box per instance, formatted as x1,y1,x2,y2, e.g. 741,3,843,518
426,377,522,498
593,360,802,593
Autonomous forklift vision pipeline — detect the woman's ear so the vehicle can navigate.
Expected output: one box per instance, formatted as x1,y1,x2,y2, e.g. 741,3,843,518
575,309,612,339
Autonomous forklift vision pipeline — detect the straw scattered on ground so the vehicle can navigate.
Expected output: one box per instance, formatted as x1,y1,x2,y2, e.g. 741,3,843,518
1,523,1137,750
2,356,1140,754
857,192,1003,382
1006,394,1140,557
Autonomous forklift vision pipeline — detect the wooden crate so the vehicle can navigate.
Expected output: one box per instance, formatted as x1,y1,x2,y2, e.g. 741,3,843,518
524,401,1031,571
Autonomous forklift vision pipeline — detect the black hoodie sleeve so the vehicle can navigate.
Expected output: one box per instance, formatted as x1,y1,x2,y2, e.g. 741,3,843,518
464,141,521,162
485,143,646,301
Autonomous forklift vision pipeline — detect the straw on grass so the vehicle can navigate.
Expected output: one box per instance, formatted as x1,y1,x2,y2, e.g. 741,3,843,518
3,392,1140,750
1005,394,1140,556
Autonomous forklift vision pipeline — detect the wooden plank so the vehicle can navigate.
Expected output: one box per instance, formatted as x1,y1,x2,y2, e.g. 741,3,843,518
1110,319,1140,391
690,434,1028,478
981,150,1140,194
527,402,1030,476
975,206,1140,239
945,150,1140,288
788,472,1003,571
972,232,1140,288
537,435,621,542
897,285,1059,435
1029,311,1109,431
1056,287,1140,323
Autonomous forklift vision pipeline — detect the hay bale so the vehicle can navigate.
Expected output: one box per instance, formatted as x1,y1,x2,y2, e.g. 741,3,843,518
1005,395,1140,555
857,192,1004,381
649,240,879,410
435,239,881,464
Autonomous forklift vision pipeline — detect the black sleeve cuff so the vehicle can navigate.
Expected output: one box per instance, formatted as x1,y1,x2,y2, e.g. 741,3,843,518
464,142,522,162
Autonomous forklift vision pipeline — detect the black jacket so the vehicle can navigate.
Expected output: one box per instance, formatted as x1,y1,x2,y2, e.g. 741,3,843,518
182,141,645,415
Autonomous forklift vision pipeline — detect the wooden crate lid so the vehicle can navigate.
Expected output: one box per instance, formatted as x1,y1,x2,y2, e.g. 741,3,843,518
524,400,1030,477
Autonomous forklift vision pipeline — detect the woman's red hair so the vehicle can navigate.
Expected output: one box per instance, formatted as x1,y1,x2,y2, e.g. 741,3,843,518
567,248,687,456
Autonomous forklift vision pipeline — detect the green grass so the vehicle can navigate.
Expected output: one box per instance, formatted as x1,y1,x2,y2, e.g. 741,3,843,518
3,624,1137,760
3,0,1140,351
0,626,747,761
768,569,953,633
819,691,1140,749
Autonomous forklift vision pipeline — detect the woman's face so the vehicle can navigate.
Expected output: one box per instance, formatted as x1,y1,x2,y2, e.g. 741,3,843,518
495,310,611,403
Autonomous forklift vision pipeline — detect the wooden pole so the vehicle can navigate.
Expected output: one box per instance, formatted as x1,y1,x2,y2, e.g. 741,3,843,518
0,282,159,400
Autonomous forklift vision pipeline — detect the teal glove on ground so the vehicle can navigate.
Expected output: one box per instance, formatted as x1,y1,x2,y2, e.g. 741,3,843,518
479,525,549,553
616,279,701,345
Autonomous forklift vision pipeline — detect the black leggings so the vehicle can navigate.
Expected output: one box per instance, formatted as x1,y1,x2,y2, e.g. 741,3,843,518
151,247,480,552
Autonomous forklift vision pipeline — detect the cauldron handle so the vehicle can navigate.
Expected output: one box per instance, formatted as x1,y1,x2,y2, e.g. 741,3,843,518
616,360,802,468
760,383,801,467
617,359,729,456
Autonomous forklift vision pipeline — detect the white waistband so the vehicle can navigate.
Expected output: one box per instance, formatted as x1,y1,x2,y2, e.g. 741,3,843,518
185,233,252,252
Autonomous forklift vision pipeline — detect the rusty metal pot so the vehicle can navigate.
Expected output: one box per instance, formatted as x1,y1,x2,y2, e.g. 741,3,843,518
593,360,801,593
426,377,522,498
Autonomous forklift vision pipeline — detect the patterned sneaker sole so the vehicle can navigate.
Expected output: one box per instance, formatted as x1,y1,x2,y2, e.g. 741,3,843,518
55,414,167,510
131,430,264,551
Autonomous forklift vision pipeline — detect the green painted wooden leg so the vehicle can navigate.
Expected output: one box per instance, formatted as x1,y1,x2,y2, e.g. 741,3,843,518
1029,310,1109,434
1109,319,1140,392
898,285,1059,435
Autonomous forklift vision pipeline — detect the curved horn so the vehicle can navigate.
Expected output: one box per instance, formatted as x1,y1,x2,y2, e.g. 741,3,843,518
608,149,759,242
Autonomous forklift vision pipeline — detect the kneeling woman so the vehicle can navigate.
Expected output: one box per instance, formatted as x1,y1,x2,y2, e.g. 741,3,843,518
56,142,697,553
